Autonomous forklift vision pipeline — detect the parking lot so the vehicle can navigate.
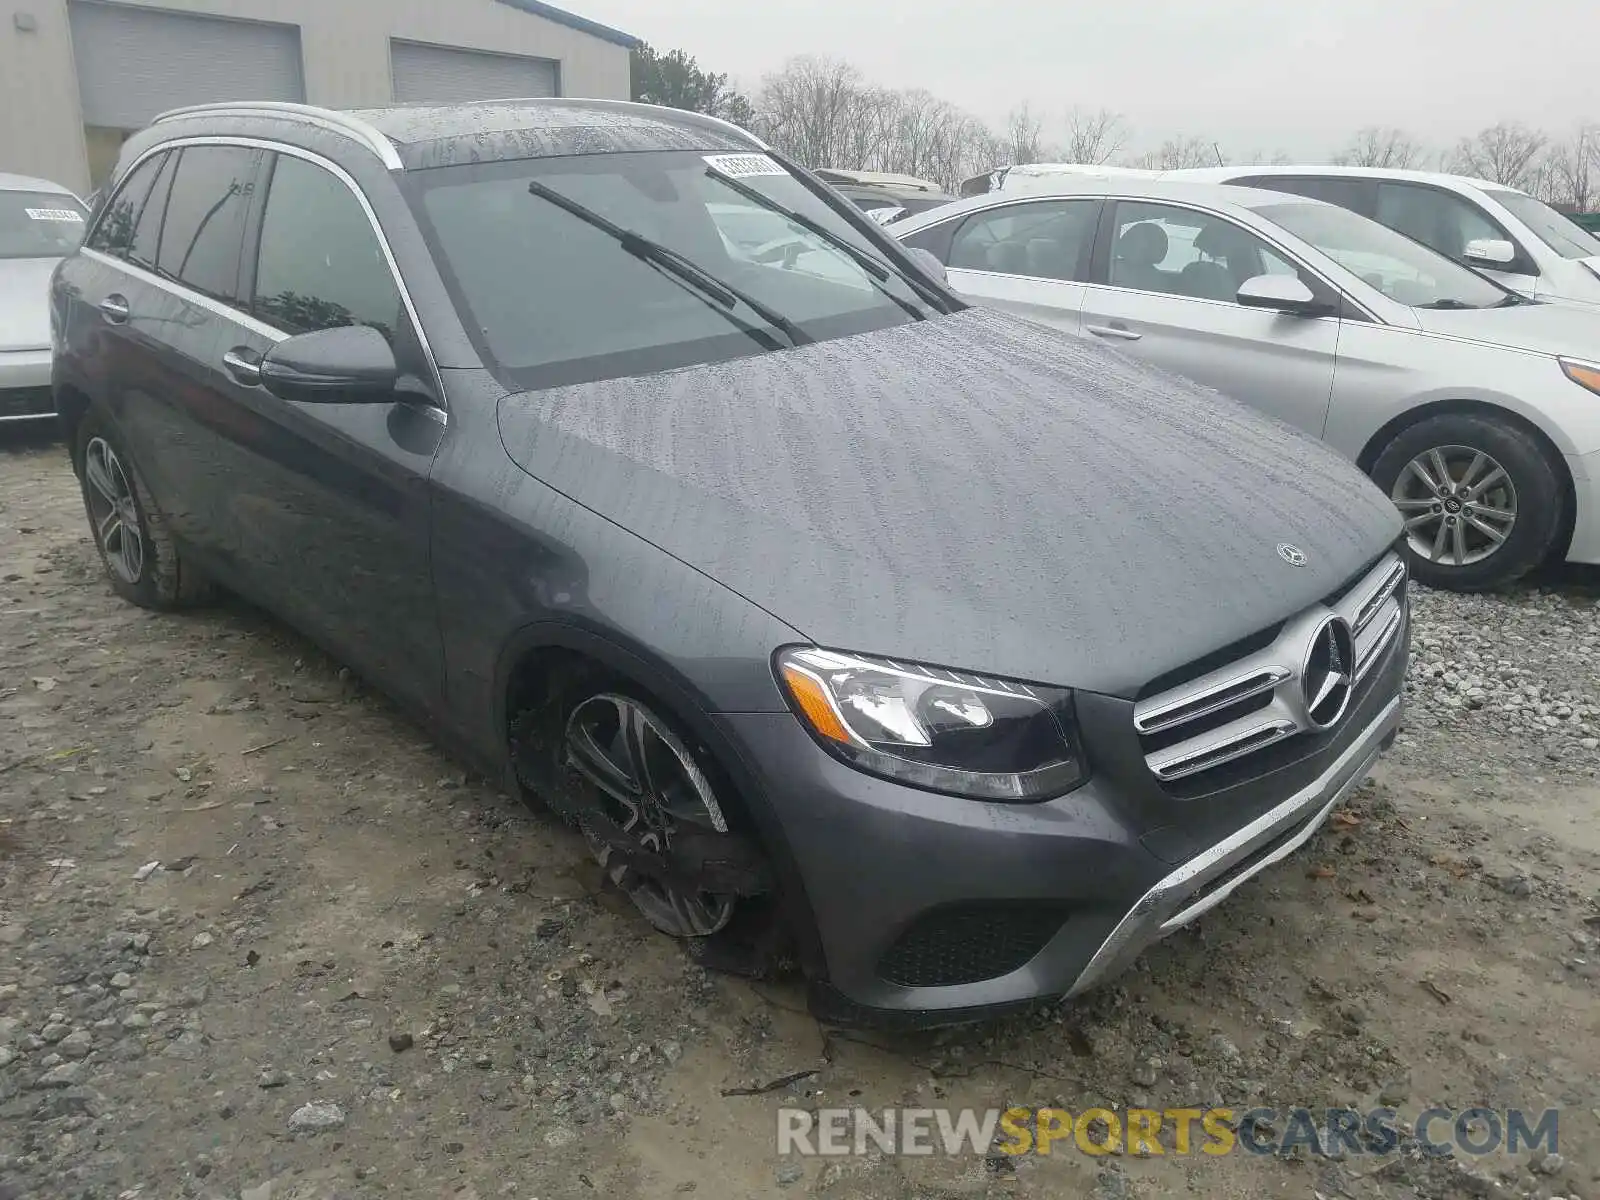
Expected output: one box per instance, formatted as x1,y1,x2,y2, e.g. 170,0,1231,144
3,430,1599,1200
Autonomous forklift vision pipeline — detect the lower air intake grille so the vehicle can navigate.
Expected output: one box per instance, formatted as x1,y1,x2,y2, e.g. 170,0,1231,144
878,903,1066,987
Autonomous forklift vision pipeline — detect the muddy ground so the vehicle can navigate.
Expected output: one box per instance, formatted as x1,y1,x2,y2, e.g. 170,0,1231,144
3,429,1599,1200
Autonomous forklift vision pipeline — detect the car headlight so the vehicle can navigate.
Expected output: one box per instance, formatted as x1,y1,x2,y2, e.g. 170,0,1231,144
1561,357,1600,396
775,647,1086,801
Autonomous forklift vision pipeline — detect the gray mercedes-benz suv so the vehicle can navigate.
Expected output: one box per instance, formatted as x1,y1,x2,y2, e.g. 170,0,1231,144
50,99,1409,1025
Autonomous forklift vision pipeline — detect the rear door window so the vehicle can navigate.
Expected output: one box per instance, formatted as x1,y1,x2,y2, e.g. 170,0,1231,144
157,146,261,303
1234,175,1373,214
948,200,1099,281
251,153,403,343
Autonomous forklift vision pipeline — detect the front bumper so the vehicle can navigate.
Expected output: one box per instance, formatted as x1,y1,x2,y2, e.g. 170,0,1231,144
1564,446,1600,565
0,349,55,422
718,608,1406,1026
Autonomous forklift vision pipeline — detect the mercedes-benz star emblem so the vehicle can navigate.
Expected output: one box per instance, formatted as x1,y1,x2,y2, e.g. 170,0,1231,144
1301,616,1356,729
1276,543,1308,567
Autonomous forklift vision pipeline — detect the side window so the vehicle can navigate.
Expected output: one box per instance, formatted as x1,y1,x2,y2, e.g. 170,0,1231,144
128,151,177,271
1376,183,1502,263
948,200,1098,281
1109,201,1302,302
157,147,260,302
1241,175,1371,213
252,154,402,343
87,152,170,262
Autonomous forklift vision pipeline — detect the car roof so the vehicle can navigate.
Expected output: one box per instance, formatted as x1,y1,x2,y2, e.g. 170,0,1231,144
890,176,1319,233
1169,163,1521,196
816,168,945,192
0,172,76,196
141,99,764,173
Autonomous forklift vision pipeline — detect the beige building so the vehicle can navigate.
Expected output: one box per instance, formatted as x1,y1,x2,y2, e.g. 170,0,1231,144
0,0,638,194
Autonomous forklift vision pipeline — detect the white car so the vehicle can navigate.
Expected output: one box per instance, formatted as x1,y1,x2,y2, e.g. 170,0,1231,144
892,177,1600,591
1,172,87,423
976,162,1600,307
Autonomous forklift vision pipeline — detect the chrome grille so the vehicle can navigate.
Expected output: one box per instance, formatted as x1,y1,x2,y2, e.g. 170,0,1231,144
1134,553,1407,784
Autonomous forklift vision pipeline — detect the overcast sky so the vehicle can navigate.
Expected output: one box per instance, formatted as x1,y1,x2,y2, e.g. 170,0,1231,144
580,0,1597,158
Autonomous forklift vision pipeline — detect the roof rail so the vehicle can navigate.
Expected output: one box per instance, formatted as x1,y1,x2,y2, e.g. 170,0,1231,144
524,97,768,151
152,102,403,170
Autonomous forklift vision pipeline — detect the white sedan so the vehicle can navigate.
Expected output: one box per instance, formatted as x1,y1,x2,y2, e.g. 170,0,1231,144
1,171,88,424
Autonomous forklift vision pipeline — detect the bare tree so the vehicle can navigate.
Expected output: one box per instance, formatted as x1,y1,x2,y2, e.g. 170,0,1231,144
1544,125,1600,210
1063,106,1127,165
1005,103,1046,165
754,56,865,169
1125,136,1218,171
1335,126,1428,169
1447,122,1548,188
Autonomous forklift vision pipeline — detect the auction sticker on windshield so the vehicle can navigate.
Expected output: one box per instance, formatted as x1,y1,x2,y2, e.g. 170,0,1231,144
704,153,788,179
25,208,84,222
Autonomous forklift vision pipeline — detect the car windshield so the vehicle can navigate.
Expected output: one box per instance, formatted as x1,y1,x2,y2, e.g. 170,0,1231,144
0,190,88,259
1486,189,1600,260
406,149,944,390
1257,200,1510,309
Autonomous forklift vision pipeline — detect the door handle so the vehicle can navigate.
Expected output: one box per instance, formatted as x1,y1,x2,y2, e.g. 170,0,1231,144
1086,323,1142,341
222,347,264,387
99,294,130,325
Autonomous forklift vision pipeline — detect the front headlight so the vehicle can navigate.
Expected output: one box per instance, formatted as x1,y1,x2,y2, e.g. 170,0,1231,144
775,647,1086,801
1561,357,1600,396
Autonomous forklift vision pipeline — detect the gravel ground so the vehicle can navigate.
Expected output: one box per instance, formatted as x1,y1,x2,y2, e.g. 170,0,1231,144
3,429,1600,1200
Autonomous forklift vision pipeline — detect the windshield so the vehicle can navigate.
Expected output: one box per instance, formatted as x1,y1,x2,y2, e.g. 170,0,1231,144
1257,200,1510,309
1486,189,1600,260
407,150,945,390
0,190,88,260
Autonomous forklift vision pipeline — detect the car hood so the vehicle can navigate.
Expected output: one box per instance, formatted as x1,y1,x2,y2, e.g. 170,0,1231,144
0,257,57,352
496,308,1399,698
1414,299,1600,358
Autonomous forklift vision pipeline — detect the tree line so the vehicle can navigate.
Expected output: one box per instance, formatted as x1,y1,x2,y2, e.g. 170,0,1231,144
630,45,1600,210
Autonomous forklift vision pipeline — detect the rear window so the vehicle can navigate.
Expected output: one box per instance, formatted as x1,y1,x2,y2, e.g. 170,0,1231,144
0,190,87,259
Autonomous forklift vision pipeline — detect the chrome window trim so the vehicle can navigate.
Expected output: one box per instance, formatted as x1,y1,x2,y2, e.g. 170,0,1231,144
908,193,1385,323
85,135,446,418
80,246,286,343
153,102,403,171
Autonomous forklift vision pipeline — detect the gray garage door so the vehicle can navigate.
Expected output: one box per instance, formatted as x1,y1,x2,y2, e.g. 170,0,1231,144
68,1,304,130
391,40,558,104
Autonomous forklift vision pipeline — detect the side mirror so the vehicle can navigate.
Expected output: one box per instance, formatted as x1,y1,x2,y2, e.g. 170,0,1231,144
1464,237,1517,267
866,206,907,225
906,246,948,285
1236,273,1329,316
259,325,399,404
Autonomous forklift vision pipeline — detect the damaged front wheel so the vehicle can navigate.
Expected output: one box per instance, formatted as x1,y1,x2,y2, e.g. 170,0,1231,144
564,692,738,937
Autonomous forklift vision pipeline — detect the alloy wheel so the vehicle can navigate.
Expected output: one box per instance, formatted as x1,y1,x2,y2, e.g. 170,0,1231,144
83,437,145,585
1390,444,1517,568
564,693,735,937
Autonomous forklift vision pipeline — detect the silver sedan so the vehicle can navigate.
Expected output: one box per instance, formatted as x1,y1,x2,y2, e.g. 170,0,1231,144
1,172,88,424
893,179,1600,591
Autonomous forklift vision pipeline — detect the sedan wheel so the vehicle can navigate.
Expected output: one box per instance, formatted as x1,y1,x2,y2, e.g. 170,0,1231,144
564,693,736,938
83,436,146,585
1371,413,1561,592
1390,444,1516,569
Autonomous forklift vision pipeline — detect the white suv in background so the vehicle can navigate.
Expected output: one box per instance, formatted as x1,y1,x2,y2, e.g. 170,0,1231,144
1168,167,1600,306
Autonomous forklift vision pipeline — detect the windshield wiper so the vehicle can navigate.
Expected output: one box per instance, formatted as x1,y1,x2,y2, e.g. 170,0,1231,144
1417,298,1481,310
526,180,811,349
700,168,946,318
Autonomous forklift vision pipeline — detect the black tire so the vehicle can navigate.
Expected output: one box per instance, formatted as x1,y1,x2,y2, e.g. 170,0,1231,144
75,405,213,610
510,659,792,977
1370,412,1562,592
